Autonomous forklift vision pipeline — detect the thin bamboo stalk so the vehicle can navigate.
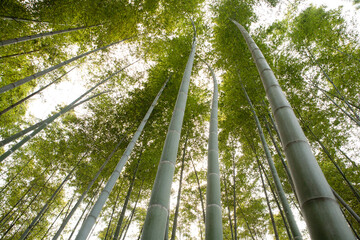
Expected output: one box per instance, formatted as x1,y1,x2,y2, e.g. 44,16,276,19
75,75,170,240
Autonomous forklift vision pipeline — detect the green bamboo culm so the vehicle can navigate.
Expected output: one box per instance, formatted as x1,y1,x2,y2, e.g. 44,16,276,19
141,20,197,240
0,25,99,47
203,61,223,240
74,74,170,240
0,61,137,163
231,19,355,240
240,82,302,240
0,36,133,94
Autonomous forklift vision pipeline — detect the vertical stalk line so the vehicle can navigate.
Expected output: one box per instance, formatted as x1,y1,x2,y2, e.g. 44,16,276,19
68,180,104,240
263,114,300,205
232,19,355,239
304,47,360,122
141,20,196,240
222,176,234,240
0,154,35,195
203,60,223,240
259,161,293,240
0,90,108,148
170,132,188,240
0,66,77,117
0,36,133,94
0,163,55,228
236,203,256,240
331,188,360,224
240,82,302,240
294,108,360,202
0,165,57,238
74,76,170,240
256,155,279,240
232,155,238,240
40,195,74,240
113,154,142,240
104,185,123,240
0,25,100,47
52,131,128,240
121,180,143,240
190,157,206,224
339,208,360,240
0,61,136,162
19,152,88,240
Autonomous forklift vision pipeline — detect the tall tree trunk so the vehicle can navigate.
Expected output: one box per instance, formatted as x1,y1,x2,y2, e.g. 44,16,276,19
263,114,300,205
170,133,188,240
0,66,77,117
113,155,142,240
241,83,302,240
141,21,196,240
75,75,170,240
232,20,355,239
340,208,360,240
0,163,55,228
0,36,132,94
203,60,223,240
222,176,234,240
0,25,99,47
0,61,136,162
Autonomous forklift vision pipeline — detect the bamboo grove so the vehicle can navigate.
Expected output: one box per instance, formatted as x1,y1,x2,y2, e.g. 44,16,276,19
0,0,359,239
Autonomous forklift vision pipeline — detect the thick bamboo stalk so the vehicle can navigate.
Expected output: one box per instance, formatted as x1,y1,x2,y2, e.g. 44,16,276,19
74,76,170,240
241,83,302,240
204,61,223,240
0,37,132,94
232,20,355,239
141,21,196,240
0,25,98,47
